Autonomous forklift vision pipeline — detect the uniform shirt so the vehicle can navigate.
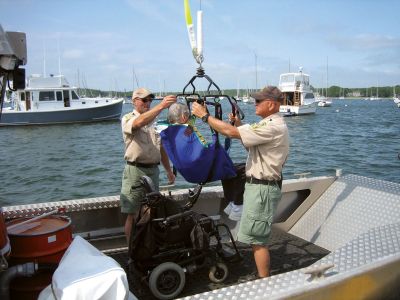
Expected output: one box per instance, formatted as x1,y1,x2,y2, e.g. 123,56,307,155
237,112,289,181
121,110,161,164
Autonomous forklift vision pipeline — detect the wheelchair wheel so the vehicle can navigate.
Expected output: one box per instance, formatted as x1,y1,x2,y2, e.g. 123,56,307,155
209,262,228,283
149,262,185,300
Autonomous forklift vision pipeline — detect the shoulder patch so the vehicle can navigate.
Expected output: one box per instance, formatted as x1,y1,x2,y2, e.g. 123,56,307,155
250,121,267,130
122,113,133,121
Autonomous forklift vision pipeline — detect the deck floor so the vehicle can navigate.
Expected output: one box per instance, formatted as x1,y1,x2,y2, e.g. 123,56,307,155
109,227,329,299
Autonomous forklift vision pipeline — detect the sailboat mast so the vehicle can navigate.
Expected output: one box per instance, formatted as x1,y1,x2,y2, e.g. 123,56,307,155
43,41,46,77
326,56,329,98
254,52,258,90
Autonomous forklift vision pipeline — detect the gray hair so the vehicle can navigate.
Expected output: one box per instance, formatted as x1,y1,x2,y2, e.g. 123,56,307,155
168,103,190,124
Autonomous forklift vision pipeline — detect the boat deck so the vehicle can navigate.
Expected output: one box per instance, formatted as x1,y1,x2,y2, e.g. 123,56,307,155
109,227,329,299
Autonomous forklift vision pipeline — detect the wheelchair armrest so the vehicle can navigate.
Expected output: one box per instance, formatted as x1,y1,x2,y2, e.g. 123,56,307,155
145,191,162,198
164,210,193,224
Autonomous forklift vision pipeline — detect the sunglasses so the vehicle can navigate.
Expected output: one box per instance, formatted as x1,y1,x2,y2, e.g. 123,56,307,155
135,97,153,103
255,98,277,104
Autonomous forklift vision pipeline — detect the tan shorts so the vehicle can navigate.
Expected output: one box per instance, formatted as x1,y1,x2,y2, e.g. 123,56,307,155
237,182,281,245
120,164,159,214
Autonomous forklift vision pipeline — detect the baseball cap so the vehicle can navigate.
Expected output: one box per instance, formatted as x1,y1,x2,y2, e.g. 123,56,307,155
132,88,155,99
250,86,283,103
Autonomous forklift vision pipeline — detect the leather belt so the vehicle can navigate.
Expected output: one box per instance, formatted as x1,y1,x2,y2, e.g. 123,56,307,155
246,176,277,185
127,161,159,168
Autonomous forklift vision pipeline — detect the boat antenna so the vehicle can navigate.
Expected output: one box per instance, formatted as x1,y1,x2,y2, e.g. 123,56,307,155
58,36,62,86
43,40,46,77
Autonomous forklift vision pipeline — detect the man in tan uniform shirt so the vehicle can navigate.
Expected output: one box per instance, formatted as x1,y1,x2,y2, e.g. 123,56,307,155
120,88,176,243
192,86,289,280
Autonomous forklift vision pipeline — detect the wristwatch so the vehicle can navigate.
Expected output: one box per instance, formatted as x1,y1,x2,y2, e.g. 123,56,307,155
201,113,210,123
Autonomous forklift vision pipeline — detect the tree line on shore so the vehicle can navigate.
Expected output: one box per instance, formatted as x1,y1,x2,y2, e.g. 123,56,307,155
78,85,399,99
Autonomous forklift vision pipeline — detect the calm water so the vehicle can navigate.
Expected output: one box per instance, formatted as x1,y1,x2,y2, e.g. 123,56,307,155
0,99,399,207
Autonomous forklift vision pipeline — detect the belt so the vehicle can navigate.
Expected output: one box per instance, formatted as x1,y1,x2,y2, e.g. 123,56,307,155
127,161,160,168
246,176,277,185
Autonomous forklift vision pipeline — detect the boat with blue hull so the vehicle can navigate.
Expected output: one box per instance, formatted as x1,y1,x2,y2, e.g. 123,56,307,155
0,74,123,126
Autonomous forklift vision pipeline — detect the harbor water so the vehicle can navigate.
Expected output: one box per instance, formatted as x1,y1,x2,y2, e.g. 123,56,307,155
0,99,399,207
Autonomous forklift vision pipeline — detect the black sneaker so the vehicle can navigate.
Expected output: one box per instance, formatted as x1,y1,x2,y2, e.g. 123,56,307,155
238,272,260,283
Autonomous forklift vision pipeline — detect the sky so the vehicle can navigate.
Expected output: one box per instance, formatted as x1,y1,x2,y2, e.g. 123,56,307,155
1,0,400,93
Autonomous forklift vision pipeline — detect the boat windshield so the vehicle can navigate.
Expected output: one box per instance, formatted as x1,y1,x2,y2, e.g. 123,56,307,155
295,75,309,86
281,74,295,84
39,91,56,101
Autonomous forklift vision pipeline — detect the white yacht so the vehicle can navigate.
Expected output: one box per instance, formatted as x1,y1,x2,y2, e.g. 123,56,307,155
0,74,123,126
279,68,317,116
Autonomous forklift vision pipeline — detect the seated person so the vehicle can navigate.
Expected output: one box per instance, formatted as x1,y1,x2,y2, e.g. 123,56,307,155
165,103,244,220
168,102,190,124
160,102,236,184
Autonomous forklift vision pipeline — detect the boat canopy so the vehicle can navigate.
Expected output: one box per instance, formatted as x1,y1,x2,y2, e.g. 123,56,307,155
280,72,310,87
26,75,71,89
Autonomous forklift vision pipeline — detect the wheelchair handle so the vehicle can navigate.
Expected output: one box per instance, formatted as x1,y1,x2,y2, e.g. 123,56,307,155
163,210,194,225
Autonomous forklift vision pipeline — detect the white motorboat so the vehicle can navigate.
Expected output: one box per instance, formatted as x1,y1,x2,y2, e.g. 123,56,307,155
317,99,332,107
279,68,317,116
0,74,123,126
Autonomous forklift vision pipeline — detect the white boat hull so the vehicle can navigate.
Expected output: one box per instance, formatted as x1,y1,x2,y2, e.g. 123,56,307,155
317,100,332,107
0,99,123,126
280,102,317,116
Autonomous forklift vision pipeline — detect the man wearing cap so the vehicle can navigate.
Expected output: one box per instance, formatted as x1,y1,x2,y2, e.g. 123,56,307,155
192,86,289,280
120,88,177,242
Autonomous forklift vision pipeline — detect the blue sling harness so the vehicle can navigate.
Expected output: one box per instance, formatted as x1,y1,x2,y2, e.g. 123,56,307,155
160,67,245,184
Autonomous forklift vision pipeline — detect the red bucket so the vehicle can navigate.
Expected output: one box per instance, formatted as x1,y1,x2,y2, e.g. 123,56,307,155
6,215,72,264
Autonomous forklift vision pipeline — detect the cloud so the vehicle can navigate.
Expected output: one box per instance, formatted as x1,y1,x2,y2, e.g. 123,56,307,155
63,49,83,59
330,34,400,51
124,0,175,24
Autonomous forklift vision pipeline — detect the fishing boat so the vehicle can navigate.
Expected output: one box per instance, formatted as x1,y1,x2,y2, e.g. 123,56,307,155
0,74,123,126
1,172,399,300
279,68,317,116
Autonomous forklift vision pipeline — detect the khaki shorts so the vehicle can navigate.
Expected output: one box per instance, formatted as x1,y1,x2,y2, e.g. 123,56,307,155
237,182,281,245
120,164,159,214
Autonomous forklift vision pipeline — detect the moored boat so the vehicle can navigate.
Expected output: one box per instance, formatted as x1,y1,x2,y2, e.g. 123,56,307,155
0,74,123,126
278,68,317,116
317,99,332,107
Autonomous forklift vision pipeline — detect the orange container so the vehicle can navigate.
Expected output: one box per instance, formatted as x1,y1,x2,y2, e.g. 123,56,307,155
7,215,72,264
0,208,11,257
6,215,72,300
